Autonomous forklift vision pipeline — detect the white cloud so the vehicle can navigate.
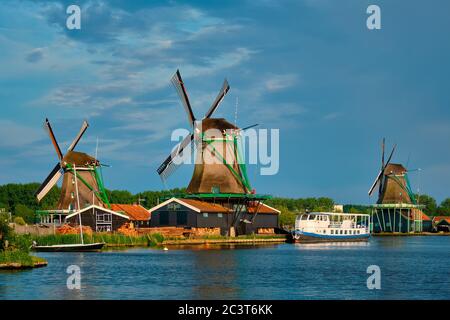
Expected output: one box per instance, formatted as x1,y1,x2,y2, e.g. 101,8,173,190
265,74,298,91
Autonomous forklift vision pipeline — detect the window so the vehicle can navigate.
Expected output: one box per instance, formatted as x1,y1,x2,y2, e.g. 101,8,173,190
331,230,334,234
203,213,209,218
218,213,223,218
96,213,112,223
211,186,220,194
168,203,181,211
340,230,343,234
344,230,347,235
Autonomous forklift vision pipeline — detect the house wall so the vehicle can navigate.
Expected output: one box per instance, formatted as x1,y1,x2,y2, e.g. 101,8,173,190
66,207,128,231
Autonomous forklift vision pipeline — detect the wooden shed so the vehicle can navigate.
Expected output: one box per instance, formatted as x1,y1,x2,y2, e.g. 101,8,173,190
149,197,279,235
65,205,129,232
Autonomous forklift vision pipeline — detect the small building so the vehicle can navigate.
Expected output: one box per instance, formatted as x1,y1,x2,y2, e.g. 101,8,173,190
110,204,150,228
149,197,279,236
432,216,450,232
65,205,129,232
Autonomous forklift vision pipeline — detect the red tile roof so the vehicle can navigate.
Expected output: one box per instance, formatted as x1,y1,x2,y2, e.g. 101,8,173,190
247,203,280,215
407,209,431,221
179,199,232,213
433,216,450,224
111,204,150,221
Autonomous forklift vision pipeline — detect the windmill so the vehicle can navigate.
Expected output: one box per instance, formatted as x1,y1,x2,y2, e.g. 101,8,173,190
35,119,110,211
368,138,417,204
157,70,254,195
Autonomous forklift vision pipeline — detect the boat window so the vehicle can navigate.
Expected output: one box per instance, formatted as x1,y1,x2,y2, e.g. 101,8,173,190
308,215,316,220
301,215,308,220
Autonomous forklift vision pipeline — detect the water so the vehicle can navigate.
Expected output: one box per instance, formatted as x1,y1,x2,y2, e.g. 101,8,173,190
1,236,450,300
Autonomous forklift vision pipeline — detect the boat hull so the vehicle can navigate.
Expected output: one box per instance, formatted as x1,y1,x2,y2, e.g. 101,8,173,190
32,242,105,252
290,232,370,243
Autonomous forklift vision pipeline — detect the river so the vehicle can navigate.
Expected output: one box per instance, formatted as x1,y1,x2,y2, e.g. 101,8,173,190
1,236,449,299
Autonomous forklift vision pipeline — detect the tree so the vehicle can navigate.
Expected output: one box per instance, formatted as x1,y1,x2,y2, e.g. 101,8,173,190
437,198,450,216
416,194,437,215
0,212,11,249
277,205,296,228
14,204,35,224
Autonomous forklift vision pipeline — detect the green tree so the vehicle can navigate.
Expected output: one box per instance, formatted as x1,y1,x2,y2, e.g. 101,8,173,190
437,198,450,216
0,212,11,249
14,204,34,224
276,205,296,227
416,194,437,215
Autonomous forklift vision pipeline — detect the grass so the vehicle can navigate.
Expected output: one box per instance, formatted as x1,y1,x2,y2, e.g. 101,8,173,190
0,249,46,268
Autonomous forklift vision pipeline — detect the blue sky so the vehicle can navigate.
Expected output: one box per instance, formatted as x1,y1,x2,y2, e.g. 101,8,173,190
0,0,449,204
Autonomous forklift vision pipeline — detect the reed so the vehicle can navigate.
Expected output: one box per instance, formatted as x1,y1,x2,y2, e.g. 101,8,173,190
27,232,164,247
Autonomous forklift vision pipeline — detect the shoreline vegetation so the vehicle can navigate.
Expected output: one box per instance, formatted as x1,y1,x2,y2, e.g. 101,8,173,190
1,214,48,270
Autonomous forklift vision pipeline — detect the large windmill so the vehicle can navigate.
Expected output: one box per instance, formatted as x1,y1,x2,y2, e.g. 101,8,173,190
368,138,426,233
155,70,271,236
35,119,110,211
157,70,254,195
368,138,417,204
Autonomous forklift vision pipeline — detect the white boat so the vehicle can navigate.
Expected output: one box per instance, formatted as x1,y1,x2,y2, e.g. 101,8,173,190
291,212,371,243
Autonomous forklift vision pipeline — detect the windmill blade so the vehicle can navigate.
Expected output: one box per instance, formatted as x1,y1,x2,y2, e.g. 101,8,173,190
379,138,385,195
157,133,195,178
241,124,259,131
35,163,63,202
204,79,230,119
171,70,195,126
44,118,63,160
384,143,397,167
67,120,89,152
368,170,383,196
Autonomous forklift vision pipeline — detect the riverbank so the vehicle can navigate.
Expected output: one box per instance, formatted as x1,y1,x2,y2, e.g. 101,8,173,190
162,235,287,245
0,250,47,270
24,232,288,248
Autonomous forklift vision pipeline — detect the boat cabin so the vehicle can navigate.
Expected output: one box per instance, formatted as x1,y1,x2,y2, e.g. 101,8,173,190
295,212,370,237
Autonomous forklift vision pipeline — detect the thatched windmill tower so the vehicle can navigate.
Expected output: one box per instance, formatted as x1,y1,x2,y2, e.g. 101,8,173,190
35,119,110,212
368,138,424,233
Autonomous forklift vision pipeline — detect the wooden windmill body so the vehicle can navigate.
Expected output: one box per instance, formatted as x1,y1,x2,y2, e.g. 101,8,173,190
35,119,110,211
187,118,249,194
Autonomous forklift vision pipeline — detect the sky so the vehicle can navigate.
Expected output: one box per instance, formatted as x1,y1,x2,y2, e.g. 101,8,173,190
0,0,449,205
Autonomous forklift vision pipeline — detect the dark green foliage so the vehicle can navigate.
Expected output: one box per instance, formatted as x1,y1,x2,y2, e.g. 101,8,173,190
266,197,334,228
437,198,450,216
14,204,34,223
0,212,11,250
343,205,371,214
416,194,438,215
0,183,60,218
266,197,334,213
